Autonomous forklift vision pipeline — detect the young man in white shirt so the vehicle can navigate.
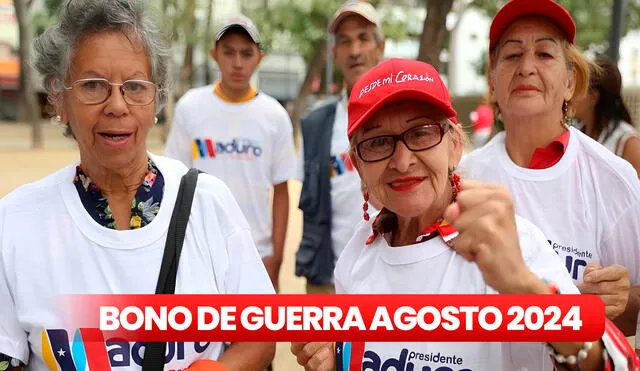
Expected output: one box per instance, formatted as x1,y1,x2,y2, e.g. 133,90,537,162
295,1,385,294
165,14,296,292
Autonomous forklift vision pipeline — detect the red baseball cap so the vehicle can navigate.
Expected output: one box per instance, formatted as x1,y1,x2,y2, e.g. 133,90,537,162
489,0,576,51
347,58,457,139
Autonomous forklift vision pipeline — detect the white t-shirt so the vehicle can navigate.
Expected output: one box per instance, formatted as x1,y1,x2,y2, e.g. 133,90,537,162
165,86,297,258
458,128,640,286
334,215,579,370
296,97,373,261
0,154,275,371
575,120,638,157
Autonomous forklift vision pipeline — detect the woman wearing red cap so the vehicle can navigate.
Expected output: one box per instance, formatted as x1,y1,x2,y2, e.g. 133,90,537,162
459,0,640,356
291,57,639,371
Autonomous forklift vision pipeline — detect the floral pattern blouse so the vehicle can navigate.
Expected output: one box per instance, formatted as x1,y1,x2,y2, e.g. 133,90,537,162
0,355,21,371
73,159,164,229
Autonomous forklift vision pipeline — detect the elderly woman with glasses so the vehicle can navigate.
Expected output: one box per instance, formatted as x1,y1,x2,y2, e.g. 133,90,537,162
0,1,275,370
291,58,639,371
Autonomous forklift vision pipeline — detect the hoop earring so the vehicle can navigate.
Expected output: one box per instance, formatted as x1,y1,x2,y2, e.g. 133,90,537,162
562,100,570,129
449,167,461,201
154,117,158,125
363,192,370,221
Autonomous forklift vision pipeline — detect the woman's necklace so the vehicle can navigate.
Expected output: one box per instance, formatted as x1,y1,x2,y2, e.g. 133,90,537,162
365,213,459,246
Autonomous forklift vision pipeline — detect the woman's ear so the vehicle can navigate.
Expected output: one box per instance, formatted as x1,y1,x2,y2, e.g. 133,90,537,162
349,149,362,177
564,68,577,102
48,79,68,123
448,124,464,166
51,93,68,123
589,89,600,105
488,70,495,94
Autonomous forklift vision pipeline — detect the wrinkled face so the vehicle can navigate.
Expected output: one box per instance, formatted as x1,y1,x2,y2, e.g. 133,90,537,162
213,31,263,91
490,17,575,121
333,15,385,91
351,101,462,219
59,30,155,171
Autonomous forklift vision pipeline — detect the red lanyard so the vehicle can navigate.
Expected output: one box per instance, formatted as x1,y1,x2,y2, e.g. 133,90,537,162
365,213,459,246
415,219,458,243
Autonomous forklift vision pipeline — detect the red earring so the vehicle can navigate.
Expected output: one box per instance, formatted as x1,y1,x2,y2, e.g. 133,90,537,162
363,192,370,221
449,167,461,201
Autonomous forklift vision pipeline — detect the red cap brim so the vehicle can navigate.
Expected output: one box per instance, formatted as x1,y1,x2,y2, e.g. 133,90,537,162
347,89,458,139
489,0,576,51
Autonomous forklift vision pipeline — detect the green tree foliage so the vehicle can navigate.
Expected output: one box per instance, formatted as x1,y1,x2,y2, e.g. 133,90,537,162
44,0,62,15
241,0,412,132
471,0,640,50
245,0,344,61
32,0,62,35
244,0,410,62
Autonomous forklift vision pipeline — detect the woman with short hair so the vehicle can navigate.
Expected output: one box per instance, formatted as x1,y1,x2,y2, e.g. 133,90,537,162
0,1,275,370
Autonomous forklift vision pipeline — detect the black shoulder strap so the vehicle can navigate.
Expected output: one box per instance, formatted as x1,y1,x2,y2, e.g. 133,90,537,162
142,168,200,371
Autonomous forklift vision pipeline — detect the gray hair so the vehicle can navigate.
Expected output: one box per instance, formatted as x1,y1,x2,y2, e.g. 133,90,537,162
33,0,171,114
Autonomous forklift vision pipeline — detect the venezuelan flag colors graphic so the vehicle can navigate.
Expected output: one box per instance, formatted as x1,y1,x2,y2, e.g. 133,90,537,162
41,329,110,371
336,341,365,371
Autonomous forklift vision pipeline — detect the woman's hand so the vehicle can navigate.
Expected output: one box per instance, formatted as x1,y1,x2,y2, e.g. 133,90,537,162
577,263,630,320
290,342,335,371
444,180,539,294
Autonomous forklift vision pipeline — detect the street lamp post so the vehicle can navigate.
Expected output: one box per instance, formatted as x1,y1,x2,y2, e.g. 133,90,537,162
608,0,626,63
325,32,334,96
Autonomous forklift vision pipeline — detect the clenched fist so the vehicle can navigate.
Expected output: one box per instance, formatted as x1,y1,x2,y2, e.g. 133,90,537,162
443,180,541,294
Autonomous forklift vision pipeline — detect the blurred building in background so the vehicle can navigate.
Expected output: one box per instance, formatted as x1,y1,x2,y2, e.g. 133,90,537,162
620,30,640,86
0,0,19,120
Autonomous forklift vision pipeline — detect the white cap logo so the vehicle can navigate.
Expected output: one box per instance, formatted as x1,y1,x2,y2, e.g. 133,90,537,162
358,70,435,99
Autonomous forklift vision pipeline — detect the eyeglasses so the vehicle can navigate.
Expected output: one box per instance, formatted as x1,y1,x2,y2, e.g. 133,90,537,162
356,122,449,163
63,78,159,106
